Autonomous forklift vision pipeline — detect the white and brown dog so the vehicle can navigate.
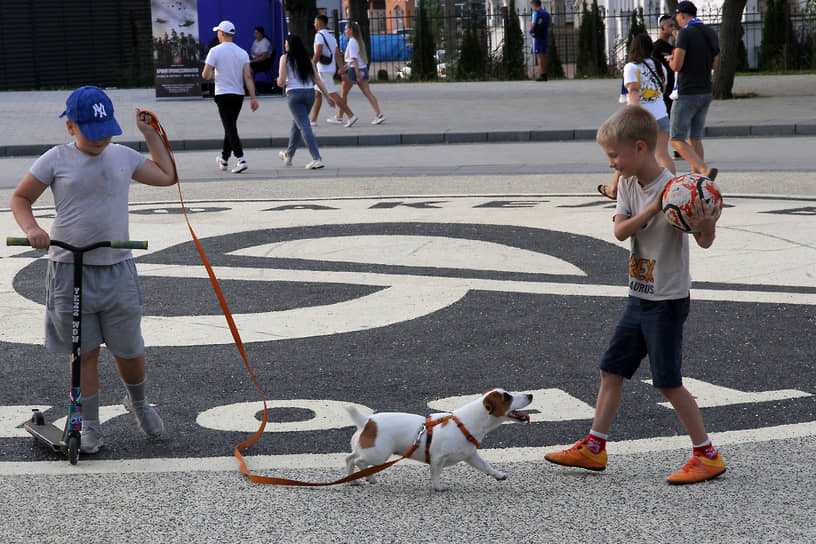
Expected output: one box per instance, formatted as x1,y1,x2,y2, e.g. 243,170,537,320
344,388,533,491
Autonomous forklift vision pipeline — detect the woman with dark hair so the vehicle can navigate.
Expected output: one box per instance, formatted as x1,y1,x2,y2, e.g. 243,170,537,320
599,33,674,200
277,34,336,169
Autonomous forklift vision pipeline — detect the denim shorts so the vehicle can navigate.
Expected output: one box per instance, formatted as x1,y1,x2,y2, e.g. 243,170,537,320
348,66,369,83
599,296,690,388
670,92,712,141
45,259,145,358
656,115,670,132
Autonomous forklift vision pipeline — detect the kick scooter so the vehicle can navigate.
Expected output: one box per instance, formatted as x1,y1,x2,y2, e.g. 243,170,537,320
6,237,148,464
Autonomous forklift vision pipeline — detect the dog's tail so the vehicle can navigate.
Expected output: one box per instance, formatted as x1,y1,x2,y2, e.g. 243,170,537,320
344,405,369,429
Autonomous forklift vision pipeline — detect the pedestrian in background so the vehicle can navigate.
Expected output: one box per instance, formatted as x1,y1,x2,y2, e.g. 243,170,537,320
341,21,384,127
529,0,551,81
202,20,259,174
277,34,336,169
668,1,719,180
310,14,356,127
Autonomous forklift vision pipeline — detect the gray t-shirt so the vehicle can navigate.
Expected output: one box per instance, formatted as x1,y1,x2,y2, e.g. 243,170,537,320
30,142,147,265
615,168,691,300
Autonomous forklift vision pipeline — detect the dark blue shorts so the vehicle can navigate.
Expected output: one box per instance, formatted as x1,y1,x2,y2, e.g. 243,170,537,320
532,38,548,55
599,296,690,388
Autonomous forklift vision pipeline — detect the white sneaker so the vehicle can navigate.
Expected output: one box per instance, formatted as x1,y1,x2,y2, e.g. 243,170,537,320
310,121,317,127
371,114,385,125
80,419,104,454
231,159,248,174
123,395,165,438
279,151,292,167
327,117,344,125
345,115,358,128
305,159,325,169
216,156,228,171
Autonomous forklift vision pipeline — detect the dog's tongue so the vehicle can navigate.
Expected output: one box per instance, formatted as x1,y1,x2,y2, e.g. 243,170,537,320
509,410,531,423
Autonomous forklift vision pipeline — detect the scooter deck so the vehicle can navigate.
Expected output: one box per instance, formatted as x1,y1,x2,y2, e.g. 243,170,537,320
24,421,67,453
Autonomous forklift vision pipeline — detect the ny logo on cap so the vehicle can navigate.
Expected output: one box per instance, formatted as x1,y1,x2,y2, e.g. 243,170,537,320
92,103,108,118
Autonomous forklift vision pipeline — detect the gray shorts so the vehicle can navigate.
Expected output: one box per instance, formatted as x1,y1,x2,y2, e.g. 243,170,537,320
45,259,145,358
670,92,712,141
656,115,670,132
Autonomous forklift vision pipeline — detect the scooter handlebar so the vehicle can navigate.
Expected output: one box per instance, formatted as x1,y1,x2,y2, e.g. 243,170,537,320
6,237,148,250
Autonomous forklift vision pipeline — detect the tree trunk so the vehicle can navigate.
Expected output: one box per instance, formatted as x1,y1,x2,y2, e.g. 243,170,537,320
285,0,318,46
713,0,748,99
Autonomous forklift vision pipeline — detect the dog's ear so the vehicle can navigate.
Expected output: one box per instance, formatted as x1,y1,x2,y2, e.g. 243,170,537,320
483,391,501,415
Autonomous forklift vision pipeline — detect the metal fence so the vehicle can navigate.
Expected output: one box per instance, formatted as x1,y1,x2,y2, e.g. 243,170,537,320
327,7,816,81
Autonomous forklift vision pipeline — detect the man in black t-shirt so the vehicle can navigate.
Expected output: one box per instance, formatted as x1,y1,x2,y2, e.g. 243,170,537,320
668,1,720,180
653,15,677,117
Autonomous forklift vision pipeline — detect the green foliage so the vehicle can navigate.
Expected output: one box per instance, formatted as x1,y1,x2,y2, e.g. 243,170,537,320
548,28,565,79
455,21,487,80
411,0,437,80
576,0,608,77
625,8,647,54
502,0,527,80
758,0,798,70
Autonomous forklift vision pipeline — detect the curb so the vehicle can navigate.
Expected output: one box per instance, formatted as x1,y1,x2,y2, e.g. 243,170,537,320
2,123,814,158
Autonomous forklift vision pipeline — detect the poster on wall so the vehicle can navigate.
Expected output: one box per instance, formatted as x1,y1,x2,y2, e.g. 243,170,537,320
151,0,202,98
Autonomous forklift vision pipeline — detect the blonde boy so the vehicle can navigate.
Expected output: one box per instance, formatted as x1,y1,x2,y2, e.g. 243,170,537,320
545,106,725,484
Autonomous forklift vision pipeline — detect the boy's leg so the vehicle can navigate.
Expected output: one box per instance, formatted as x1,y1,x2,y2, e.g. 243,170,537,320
659,386,707,445
115,353,165,438
591,371,624,435
78,347,104,453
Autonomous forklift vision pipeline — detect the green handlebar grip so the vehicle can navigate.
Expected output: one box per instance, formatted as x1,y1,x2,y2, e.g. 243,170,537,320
110,240,148,250
6,237,31,246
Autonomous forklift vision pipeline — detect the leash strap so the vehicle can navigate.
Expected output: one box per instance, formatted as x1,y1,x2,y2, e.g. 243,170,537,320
140,111,417,486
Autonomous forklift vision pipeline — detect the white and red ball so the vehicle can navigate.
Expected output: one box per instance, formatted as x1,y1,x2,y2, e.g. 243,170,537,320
661,174,723,233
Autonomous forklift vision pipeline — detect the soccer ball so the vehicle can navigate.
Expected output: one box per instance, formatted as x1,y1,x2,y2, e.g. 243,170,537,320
661,174,723,233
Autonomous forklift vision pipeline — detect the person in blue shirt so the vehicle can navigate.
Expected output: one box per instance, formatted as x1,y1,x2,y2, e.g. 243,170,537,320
529,0,551,81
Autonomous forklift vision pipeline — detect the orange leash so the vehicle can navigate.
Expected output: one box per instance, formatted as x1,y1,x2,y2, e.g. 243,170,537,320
140,111,419,485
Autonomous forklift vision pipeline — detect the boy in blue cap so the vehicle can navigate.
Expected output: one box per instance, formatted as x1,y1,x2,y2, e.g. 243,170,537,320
10,86,177,454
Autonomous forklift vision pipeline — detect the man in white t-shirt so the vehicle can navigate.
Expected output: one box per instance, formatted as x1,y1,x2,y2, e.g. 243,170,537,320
309,14,355,127
202,20,259,174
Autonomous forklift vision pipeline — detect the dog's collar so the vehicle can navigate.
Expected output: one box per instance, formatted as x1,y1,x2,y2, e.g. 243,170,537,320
420,414,480,464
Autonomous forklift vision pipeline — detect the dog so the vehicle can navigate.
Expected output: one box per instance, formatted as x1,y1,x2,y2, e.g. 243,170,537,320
344,388,533,491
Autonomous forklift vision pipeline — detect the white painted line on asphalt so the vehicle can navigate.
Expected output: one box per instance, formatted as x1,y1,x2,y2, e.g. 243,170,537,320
2,420,814,477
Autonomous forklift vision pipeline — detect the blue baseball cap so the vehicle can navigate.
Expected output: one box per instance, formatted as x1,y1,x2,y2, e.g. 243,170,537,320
59,86,122,141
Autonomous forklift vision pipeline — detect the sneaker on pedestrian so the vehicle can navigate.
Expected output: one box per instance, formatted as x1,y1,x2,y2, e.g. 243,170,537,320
371,113,385,125
310,121,317,127
666,453,726,485
231,158,248,174
536,74,548,81
80,419,104,454
216,156,228,171
279,151,292,167
327,117,344,125
305,159,325,170
345,115,358,128
123,394,165,438
544,438,607,471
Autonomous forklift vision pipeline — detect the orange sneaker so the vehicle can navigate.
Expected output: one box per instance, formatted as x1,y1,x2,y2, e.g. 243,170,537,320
545,439,607,471
666,453,726,485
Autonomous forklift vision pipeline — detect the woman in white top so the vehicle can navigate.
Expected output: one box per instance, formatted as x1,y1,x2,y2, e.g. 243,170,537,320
599,34,676,200
339,21,384,126
249,26,273,73
277,34,336,169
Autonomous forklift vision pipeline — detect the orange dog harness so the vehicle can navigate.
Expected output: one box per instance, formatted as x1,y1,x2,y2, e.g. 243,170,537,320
423,414,480,464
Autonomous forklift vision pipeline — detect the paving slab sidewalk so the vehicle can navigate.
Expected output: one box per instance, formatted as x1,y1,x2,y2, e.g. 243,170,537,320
1,74,814,156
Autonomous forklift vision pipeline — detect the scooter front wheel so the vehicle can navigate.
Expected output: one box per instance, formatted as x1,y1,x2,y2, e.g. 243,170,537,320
67,434,80,465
